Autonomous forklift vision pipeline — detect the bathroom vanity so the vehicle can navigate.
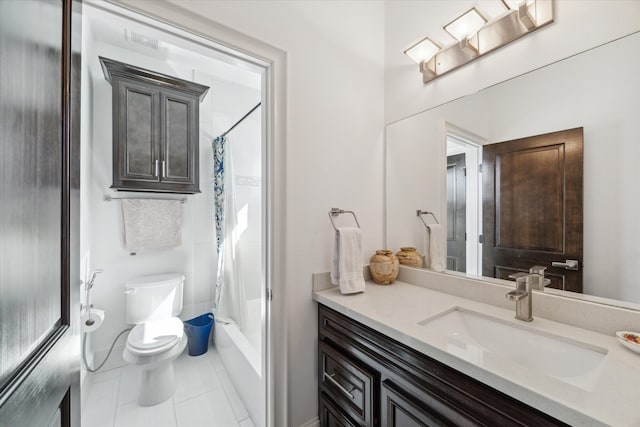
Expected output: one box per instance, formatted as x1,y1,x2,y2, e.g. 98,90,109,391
314,278,640,426
318,305,564,426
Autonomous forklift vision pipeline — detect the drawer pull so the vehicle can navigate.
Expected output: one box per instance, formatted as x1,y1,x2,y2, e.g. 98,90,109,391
324,372,355,399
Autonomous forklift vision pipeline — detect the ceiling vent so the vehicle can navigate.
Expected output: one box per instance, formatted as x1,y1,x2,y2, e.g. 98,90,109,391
124,29,159,50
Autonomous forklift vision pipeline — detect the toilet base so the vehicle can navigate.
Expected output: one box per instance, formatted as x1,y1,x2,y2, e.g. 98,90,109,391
138,360,175,406
123,335,187,407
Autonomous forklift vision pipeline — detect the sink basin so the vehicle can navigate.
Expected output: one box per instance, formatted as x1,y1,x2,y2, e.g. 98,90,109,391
419,307,608,391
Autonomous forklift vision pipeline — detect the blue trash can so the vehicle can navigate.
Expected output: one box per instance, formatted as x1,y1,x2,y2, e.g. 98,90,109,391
184,313,214,356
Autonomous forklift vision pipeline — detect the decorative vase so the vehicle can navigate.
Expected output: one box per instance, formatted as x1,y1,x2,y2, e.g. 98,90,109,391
396,247,423,268
369,250,399,285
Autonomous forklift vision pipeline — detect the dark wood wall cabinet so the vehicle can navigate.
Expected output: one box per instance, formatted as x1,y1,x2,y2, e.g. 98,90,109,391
100,57,209,194
318,305,568,427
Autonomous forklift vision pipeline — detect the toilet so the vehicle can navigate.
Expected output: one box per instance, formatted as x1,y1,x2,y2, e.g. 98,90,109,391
123,273,187,406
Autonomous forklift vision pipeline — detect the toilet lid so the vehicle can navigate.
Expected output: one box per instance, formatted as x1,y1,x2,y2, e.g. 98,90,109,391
127,317,184,354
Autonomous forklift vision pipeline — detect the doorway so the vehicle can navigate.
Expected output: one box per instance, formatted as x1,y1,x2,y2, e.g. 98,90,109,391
79,3,271,426
445,126,483,276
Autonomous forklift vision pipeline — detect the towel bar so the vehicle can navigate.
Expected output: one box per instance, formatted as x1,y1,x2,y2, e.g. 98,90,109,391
328,208,360,231
104,194,186,203
417,210,439,229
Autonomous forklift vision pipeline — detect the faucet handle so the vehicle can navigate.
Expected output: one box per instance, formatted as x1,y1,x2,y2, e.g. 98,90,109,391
529,265,547,275
508,272,530,291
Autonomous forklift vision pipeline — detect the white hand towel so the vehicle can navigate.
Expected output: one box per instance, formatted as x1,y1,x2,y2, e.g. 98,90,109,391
426,224,446,272
121,199,182,252
331,227,365,294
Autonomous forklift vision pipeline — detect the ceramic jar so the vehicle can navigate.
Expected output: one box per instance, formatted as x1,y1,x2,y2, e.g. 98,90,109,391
369,250,399,285
396,247,423,268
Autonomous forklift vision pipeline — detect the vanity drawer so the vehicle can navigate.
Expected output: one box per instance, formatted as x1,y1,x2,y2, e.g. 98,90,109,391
319,341,376,427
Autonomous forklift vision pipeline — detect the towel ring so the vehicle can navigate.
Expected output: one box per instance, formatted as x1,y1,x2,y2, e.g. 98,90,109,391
417,210,439,229
328,208,360,231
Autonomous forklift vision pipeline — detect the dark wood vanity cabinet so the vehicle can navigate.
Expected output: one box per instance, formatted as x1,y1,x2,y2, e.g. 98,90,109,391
100,57,209,194
318,305,568,427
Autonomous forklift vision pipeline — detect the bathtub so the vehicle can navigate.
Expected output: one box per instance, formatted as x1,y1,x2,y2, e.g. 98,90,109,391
214,298,264,427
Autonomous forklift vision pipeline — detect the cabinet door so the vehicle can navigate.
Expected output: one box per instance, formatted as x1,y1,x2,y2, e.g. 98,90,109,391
113,79,160,187
380,380,477,427
320,393,359,427
160,90,199,192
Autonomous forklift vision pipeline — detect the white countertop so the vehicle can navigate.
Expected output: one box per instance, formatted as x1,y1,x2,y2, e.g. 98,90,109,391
313,281,640,427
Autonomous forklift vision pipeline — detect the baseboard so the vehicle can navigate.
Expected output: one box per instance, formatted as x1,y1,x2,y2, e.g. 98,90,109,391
298,417,320,427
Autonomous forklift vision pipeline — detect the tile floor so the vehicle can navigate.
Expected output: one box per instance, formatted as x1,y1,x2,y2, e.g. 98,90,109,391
82,345,255,427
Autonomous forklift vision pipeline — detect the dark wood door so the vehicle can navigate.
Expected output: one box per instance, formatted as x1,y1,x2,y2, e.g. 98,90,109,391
482,128,583,292
0,1,81,426
446,154,466,272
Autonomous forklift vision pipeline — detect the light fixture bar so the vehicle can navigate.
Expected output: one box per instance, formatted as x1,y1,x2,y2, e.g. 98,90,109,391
413,0,553,84
518,1,537,30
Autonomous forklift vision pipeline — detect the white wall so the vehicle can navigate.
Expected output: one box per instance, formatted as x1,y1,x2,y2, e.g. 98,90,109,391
81,37,261,357
141,2,386,426
385,0,640,124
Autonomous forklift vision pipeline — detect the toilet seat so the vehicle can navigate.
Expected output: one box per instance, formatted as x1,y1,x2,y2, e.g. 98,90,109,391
127,317,184,356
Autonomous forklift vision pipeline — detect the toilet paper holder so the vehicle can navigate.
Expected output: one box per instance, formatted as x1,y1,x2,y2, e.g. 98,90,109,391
81,307,105,333
81,268,105,332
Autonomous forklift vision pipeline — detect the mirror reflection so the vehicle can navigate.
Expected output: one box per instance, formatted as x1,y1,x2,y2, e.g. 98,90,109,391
386,31,640,305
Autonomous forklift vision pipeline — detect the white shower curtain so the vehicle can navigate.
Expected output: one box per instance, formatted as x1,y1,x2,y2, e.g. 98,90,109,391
213,135,248,331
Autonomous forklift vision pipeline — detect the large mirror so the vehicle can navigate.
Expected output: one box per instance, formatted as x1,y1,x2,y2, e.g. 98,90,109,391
386,31,640,306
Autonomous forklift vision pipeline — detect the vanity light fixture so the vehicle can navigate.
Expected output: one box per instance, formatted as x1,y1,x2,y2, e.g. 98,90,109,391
405,0,554,84
404,37,440,79
444,7,487,42
518,1,537,30
404,36,440,65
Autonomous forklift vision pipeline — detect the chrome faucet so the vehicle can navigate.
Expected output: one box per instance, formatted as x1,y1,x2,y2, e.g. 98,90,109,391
528,265,551,291
505,272,533,322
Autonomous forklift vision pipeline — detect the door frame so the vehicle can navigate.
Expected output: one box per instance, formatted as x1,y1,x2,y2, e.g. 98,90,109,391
443,122,486,276
94,1,287,425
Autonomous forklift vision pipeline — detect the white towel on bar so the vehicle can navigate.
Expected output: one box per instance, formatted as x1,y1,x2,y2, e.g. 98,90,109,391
425,224,446,272
121,199,182,252
331,227,365,294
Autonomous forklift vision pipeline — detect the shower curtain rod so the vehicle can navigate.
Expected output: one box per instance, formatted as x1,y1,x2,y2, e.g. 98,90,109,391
220,102,261,138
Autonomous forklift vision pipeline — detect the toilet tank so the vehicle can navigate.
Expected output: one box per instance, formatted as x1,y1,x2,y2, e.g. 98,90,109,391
125,273,184,324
